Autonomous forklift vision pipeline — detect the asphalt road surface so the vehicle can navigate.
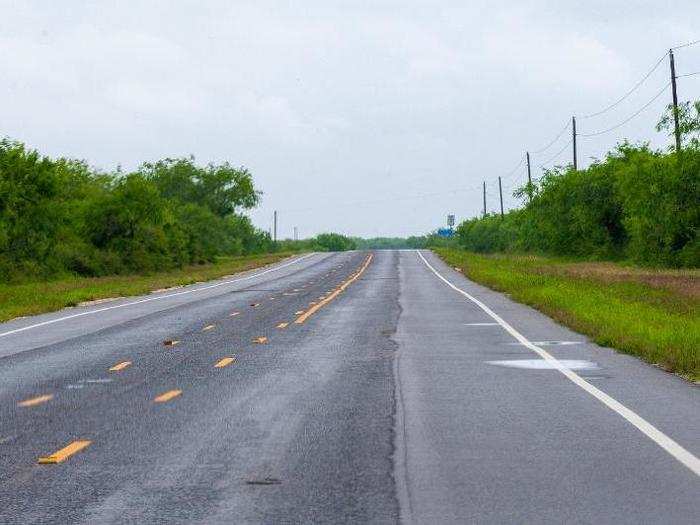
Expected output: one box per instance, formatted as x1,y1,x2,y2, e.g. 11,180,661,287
0,250,698,524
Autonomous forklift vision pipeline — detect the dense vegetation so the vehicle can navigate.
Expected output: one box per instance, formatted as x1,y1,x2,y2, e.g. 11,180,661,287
353,234,459,249
0,139,367,284
0,140,279,282
313,233,357,251
353,236,428,249
456,103,700,267
275,232,357,252
0,252,296,322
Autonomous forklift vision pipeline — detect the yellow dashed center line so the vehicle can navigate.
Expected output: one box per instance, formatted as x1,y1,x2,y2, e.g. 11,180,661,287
109,361,132,372
38,440,91,464
18,394,53,407
295,254,373,325
154,389,182,403
214,357,236,368
277,322,289,329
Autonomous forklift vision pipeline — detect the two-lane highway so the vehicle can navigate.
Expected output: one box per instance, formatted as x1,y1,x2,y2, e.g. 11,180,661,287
0,250,698,523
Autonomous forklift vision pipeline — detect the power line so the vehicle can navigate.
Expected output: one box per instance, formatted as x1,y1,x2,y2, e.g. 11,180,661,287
503,155,525,177
280,184,483,214
579,82,670,138
279,42,694,224
497,156,527,187
530,120,570,154
538,138,573,168
672,38,700,50
579,51,668,119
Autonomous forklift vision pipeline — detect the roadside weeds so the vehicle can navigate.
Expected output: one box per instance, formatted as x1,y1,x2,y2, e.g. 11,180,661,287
0,252,306,323
433,249,700,382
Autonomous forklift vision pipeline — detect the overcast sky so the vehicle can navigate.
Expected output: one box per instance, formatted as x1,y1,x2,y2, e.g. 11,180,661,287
2,1,699,238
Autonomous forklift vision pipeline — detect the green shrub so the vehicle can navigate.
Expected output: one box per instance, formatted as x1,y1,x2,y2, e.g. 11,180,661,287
0,139,274,282
456,141,699,268
313,233,357,252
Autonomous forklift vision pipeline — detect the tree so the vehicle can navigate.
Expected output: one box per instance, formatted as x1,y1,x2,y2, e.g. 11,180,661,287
657,100,700,149
314,233,357,252
141,157,260,217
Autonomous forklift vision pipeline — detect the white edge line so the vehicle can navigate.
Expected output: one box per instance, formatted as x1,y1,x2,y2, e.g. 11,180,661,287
416,250,700,477
0,253,317,338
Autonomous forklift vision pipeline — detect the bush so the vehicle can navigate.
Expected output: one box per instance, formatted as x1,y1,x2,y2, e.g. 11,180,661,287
313,233,357,252
0,139,274,282
456,141,699,268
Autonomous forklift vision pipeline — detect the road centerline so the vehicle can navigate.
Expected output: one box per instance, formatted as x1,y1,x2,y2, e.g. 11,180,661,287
295,254,373,324
214,357,235,368
154,390,182,403
18,394,53,407
38,440,92,464
0,253,317,339
109,361,132,372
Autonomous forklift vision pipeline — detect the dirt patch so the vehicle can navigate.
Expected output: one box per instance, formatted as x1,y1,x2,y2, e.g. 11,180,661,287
538,261,700,300
77,297,121,307
150,285,184,294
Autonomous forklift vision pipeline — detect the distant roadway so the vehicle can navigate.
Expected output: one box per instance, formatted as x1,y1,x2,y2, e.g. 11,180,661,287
0,250,698,523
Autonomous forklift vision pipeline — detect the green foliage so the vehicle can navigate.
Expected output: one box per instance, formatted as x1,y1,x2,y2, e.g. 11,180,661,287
456,140,700,267
141,157,259,217
657,100,700,149
313,233,357,252
0,139,274,282
423,233,459,249
353,236,431,249
275,238,317,253
0,252,297,322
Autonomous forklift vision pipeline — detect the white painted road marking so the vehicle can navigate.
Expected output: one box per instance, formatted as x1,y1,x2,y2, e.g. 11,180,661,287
507,340,584,346
0,253,317,339
487,359,598,370
417,250,700,477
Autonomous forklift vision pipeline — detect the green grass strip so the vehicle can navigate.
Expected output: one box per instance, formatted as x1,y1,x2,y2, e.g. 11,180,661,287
434,249,699,382
0,252,303,323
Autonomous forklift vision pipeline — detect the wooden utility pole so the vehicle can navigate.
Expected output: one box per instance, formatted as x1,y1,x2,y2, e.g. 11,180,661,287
526,152,532,184
273,210,278,242
526,152,533,201
669,49,682,154
482,181,486,218
572,116,578,170
498,176,504,218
